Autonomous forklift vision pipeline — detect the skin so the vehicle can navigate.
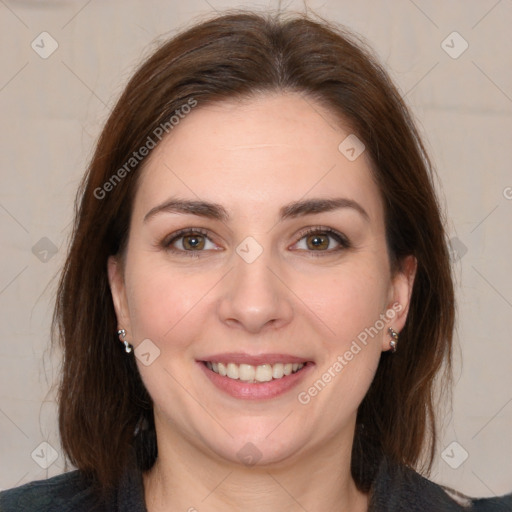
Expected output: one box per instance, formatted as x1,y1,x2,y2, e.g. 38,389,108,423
108,92,417,512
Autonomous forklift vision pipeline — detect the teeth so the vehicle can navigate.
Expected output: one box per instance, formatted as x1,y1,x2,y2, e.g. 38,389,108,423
255,364,273,382
272,363,284,379
205,361,305,382
239,363,255,381
218,362,227,376
227,363,238,379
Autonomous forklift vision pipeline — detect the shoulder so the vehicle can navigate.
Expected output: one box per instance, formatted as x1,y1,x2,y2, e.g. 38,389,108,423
0,470,108,512
370,457,512,511
470,494,512,511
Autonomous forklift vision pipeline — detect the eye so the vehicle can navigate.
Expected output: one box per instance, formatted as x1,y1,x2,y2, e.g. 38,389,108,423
162,226,350,258
163,229,218,257
292,227,350,255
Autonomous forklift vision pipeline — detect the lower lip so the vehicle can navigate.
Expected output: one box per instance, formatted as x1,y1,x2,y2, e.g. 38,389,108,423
197,361,314,400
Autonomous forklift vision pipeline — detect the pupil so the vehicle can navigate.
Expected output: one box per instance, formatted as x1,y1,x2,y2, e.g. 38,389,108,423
309,234,327,249
185,235,203,250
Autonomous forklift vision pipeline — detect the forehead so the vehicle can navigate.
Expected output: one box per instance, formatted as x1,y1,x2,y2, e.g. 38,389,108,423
132,92,383,224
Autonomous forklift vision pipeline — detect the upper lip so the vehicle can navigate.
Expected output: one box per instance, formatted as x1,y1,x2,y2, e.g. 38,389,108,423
199,353,313,365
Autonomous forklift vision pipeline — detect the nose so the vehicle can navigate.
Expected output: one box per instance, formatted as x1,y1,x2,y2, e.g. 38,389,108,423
217,249,294,334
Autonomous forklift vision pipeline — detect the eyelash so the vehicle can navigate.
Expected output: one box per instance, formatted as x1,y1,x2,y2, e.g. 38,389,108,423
162,226,351,259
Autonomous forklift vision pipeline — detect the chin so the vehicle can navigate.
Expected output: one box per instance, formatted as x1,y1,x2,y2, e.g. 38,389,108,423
202,428,308,469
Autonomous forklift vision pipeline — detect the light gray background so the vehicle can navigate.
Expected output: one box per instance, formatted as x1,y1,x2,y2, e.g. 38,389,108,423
1,0,511,499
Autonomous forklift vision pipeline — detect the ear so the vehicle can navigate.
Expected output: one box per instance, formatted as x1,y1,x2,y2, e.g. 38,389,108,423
382,255,417,351
107,255,132,334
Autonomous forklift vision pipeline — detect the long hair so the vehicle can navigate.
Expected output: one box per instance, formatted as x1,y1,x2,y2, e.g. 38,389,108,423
52,10,454,499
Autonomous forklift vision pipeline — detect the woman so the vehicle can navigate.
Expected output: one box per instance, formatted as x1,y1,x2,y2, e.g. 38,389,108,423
1,10,510,512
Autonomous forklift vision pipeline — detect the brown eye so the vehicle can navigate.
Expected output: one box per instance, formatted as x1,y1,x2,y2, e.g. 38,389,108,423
293,227,350,255
305,232,330,251
181,234,206,251
164,229,217,257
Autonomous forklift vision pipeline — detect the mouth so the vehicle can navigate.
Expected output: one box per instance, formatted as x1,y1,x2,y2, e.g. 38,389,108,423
197,354,314,400
202,361,308,383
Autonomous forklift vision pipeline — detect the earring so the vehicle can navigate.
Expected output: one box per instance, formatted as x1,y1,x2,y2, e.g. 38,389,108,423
117,329,133,353
388,327,398,353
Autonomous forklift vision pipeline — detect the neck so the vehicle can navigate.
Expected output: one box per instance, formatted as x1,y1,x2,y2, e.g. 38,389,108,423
142,422,369,512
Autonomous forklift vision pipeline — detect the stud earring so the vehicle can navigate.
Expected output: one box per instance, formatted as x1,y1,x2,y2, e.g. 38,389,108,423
388,327,398,353
117,329,133,353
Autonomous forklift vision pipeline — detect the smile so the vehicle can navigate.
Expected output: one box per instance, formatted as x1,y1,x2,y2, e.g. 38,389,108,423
204,361,306,383
198,353,314,399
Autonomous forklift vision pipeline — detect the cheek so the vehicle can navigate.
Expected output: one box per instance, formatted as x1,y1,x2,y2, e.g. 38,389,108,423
291,256,389,410
124,258,214,345
294,258,390,345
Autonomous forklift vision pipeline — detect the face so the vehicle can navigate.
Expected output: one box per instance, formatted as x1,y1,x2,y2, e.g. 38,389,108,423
108,92,416,468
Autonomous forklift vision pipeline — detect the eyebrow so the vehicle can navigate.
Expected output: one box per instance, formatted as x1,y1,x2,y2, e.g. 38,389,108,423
143,197,370,224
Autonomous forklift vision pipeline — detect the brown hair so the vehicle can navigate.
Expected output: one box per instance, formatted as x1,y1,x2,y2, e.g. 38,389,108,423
53,10,454,499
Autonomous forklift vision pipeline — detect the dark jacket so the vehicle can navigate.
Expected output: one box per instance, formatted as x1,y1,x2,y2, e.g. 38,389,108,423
1,457,511,511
